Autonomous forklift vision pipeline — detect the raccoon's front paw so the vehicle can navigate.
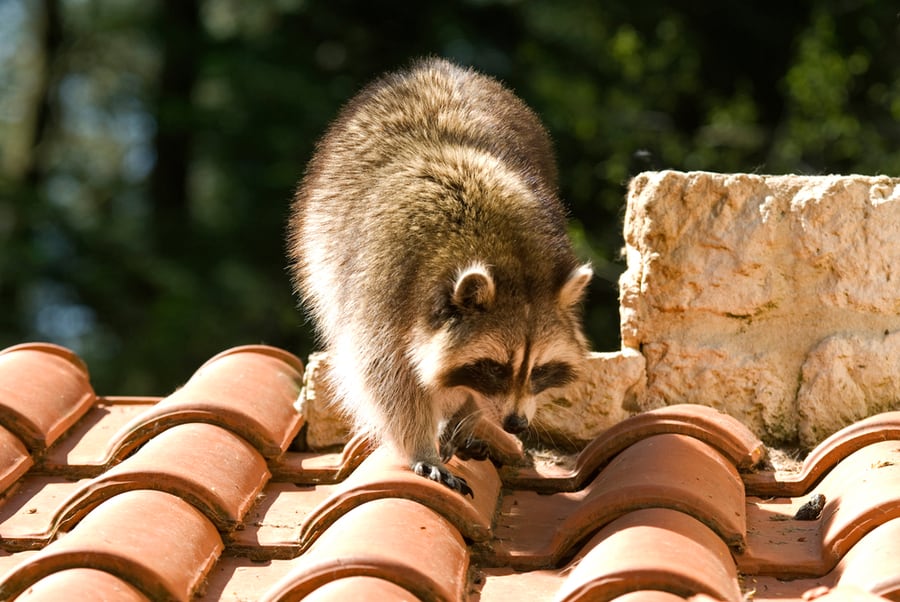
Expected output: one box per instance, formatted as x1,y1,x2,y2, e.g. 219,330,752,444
439,431,490,463
451,437,490,462
413,461,474,498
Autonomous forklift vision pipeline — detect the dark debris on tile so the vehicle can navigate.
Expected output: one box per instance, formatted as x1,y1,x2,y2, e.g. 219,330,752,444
1,342,900,601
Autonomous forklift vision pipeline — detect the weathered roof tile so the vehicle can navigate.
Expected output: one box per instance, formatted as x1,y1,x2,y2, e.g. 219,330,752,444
51,422,270,535
554,509,742,602
297,445,500,551
504,404,767,493
0,425,32,495
2,342,900,602
14,568,150,602
0,343,95,453
105,345,304,462
486,433,746,569
261,498,468,601
0,489,223,601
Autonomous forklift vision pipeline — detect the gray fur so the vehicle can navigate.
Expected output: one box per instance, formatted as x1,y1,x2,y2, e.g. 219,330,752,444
288,58,591,493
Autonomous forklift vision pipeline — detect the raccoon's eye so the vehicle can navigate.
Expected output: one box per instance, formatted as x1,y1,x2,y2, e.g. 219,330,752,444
530,361,575,394
441,359,512,396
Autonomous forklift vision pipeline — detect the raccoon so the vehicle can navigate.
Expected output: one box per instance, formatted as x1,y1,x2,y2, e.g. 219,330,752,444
288,58,591,496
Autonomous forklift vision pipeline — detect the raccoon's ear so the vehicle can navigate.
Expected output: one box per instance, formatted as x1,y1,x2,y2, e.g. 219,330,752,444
559,263,592,307
452,264,495,311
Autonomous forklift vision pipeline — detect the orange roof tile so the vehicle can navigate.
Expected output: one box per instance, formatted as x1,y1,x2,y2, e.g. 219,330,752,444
2,342,900,601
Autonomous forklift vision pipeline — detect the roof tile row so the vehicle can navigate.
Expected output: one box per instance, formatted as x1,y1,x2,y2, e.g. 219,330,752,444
1,342,900,601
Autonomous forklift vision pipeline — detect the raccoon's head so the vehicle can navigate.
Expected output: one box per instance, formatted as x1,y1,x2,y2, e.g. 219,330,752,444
410,261,592,435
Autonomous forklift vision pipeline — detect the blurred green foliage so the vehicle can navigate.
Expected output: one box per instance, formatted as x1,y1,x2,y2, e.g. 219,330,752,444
1,0,898,394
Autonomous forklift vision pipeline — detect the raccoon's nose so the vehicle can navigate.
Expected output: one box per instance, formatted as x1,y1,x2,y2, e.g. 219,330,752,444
502,413,529,434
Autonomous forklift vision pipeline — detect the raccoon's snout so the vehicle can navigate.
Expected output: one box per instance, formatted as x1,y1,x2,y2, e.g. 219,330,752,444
502,413,529,434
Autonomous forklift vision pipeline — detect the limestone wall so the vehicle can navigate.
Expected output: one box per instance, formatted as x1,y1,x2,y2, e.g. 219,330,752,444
302,170,900,451
615,170,900,448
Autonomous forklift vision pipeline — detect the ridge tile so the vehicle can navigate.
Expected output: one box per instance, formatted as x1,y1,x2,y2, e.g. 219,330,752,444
0,343,95,453
740,440,900,577
261,498,468,601
49,422,270,535
486,433,746,569
14,568,150,601
504,404,766,493
0,425,33,495
744,411,900,497
0,489,223,601
554,508,741,602
296,445,499,552
104,345,304,462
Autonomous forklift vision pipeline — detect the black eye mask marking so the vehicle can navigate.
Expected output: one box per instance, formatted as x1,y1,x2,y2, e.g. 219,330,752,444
441,359,512,396
530,361,575,394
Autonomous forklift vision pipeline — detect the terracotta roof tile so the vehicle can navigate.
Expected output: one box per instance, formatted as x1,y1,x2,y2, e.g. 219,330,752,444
741,440,900,578
261,498,468,601
486,433,746,569
298,575,421,601
0,343,95,453
554,508,742,602
105,345,304,463
0,425,32,495
743,411,900,497
14,568,150,601
297,445,499,551
503,404,767,492
272,432,373,483
0,489,222,600
51,422,270,534
802,586,900,602
2,342,900,602
39,397,159,476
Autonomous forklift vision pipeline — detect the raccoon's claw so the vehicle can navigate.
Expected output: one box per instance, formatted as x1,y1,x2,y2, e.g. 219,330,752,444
440,433,490,463
453,437,490,462
413,461,474,498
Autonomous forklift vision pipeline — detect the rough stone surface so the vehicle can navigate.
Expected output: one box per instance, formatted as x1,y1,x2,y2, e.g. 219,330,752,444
620,170,900,447
297,352,352,450
532,349,644,447
797,331,900,445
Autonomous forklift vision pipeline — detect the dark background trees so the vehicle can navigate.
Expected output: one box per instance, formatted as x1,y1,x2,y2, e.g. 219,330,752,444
2,0,898,394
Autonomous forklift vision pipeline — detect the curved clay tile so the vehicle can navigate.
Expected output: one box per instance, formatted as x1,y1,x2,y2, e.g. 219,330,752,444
741,441,900,578
504,404,766,492
14,567,150,602
105,345,304,462
261,498,468,602
297,445,499,552
612,592,688,602
554,508,742,602
0,424,33,495
48,422,269,536
0,489,223,601
739,495,824,576
274,432,374,484
0,343,95,453
744,411,900,497
300,576,420,602
817,441,900,572
834,517,900,599
488,434,746,569
802,586,895,602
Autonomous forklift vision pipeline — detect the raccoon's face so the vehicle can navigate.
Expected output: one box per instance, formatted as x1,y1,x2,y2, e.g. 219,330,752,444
410,261,592,434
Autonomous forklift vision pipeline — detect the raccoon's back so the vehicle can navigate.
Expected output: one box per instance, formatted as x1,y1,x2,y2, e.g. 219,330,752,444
311,58,558,195
288,58,575,340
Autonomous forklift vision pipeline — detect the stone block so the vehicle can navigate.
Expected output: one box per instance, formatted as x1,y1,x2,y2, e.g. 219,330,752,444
620,171,900,446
